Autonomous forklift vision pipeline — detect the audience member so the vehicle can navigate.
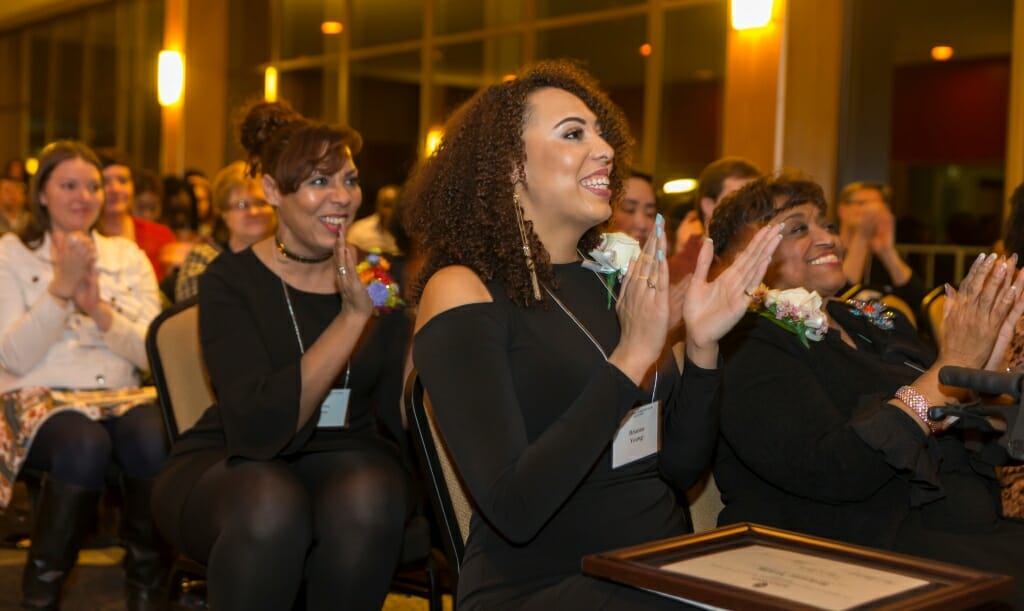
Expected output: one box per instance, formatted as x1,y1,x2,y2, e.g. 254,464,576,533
607,171,657,245
133,169,164,222
710,173,1024,607
5,158,28,184
408,60,780,610
95,150,176,282
184,168,215,238
0,175,29,235
347,184,401,255
152,100,410,611
0,141,169,610
837,181,927,307
669,157,760,283
174,161,276,301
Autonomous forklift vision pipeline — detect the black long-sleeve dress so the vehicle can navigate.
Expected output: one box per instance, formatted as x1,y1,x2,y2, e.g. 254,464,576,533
413,262,719,610
153,248,407,548
716,300,1024,606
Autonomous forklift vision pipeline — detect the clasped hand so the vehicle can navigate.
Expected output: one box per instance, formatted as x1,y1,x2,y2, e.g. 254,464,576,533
334,224,374,319
940,253,1024,371
49,230,103,314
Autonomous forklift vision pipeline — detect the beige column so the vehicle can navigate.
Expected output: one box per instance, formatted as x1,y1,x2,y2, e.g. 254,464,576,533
1005,0,1024,214
721,0,845,199
160,0,228,176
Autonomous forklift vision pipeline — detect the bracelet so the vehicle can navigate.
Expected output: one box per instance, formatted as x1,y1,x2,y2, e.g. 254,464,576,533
894,385,940,434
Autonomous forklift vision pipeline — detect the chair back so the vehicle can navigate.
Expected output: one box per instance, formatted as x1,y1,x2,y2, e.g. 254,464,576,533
405,371,472,574
921,286,946,349
145,297,214,442
685,471,724,533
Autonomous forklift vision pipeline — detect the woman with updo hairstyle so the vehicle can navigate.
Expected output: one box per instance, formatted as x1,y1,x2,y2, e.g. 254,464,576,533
152,101,410,610
0,141,168,610
408,60,781,610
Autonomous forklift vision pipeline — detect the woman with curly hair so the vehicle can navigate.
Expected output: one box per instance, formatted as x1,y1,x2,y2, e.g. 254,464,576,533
408,60,782,610
152,101,410,610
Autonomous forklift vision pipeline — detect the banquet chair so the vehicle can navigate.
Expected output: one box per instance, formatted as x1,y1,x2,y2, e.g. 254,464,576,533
144,296,211,601
686,472,725,533
405,371,473,602
921,286,946,349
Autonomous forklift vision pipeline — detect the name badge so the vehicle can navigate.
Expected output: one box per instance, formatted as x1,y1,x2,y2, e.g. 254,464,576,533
611,400,660,469
317,388,350,428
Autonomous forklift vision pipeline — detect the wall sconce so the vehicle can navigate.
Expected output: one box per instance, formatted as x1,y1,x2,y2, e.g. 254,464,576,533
157,50,184,106
931,46,954,61
663,178,697,194
264,67,278,102
731,0,774,30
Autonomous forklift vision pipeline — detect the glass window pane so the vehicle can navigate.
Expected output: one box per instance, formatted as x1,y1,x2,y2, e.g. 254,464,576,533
349,52,420,203
431,37,520,125
278,64,339,123
842,0,1012,253
536,0,644,20
535,17,645,159
350,0,421,49
657,2,727,183
281,0,344,59
435,0,524,36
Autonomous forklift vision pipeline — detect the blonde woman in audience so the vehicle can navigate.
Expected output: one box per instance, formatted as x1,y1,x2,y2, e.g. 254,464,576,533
174,161,276,301
0,140,168,610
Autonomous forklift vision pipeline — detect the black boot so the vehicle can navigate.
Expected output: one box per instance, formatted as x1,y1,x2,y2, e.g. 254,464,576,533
21,475,101,610
120,476,173,611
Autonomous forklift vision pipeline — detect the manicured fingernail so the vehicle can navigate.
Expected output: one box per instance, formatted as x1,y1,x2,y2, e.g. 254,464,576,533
987,252,998,262
778,222,786,230
945,282,953,296
977,252,986,261
657,249,664,261
705,237,713,244
657,225,663,238
1011,253,1019,266
656,213,664,226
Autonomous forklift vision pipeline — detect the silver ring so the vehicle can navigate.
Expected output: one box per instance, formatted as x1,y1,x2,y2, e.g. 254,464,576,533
647,279,656,289
744,289,755,297
338,265,347,276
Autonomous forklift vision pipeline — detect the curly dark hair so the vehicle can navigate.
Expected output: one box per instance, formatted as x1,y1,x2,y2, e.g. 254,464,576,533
708,172,827,257
237,99,363,195
404,60,634,307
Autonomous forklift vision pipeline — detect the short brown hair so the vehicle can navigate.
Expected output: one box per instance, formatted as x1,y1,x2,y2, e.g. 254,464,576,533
708,172,827,257
838,181,891,206
696,157,761,224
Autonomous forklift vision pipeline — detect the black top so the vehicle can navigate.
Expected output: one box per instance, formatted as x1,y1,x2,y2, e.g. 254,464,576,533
413,262,720,609
171,248,406,460
716,300,1008,549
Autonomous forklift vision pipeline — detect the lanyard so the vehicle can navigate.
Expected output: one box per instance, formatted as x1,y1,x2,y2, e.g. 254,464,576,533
543,283,658,401
281,278,350,389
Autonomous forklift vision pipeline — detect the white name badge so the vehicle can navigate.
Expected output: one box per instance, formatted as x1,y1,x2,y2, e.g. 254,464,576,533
611,400,660,469
317,388,351,428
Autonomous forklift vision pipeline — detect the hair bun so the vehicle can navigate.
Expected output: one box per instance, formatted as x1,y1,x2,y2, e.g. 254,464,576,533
238,100,303,164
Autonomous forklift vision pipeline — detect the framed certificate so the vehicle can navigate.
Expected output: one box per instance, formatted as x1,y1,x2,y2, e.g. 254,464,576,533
582,523,1013,610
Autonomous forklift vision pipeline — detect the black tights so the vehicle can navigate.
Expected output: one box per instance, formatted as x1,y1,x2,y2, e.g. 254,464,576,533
23,405,168,488
180,449,409,611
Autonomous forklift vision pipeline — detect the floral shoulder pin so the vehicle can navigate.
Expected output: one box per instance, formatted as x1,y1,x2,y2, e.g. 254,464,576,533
845,299,895,331
748,285,829,348
581,232,641,309
357,252,405,314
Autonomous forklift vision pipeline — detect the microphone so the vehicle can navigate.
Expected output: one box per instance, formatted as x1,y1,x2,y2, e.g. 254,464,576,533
939,366,1024,398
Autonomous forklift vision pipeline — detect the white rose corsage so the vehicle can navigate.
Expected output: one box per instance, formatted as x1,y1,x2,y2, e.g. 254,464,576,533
582,232,642,308
749,285,829,348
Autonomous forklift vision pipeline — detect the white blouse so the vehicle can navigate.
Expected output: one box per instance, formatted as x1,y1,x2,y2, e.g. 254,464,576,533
0,231,160,393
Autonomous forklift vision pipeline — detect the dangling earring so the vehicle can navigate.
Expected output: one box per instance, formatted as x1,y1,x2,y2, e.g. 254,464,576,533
513,191,542,301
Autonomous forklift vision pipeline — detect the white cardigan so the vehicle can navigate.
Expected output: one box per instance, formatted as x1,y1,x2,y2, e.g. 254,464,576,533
0,231,160,393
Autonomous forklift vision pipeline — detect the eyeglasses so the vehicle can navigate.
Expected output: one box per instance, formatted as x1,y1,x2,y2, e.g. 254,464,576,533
227,199,271,212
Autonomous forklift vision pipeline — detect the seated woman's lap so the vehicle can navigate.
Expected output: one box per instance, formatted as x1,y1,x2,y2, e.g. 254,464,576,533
179,446,409,565
23,404,168,489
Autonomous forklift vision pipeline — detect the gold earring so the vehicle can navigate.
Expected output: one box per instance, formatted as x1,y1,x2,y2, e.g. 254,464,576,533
513,192,542,301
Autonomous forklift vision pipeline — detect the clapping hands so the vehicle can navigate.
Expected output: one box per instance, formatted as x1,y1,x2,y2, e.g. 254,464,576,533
682,223,783,367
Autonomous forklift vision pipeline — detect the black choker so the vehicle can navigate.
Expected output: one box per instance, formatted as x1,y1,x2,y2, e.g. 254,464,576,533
275,236,332,264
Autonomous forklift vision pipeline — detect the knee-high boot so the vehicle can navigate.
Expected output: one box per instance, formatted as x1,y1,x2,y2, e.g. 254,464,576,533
120,476,173,611
21,475,101,610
